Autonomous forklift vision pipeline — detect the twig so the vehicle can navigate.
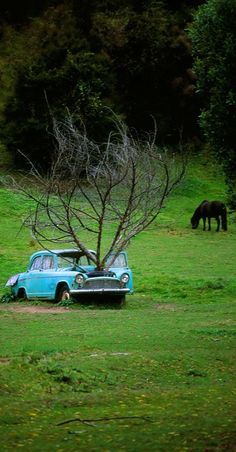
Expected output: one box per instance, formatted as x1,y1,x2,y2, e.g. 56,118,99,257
57,415,154,427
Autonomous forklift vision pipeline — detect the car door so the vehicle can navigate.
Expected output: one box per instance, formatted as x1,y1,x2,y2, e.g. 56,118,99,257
25,254,55,298
25,255,43,297
108,252,133,292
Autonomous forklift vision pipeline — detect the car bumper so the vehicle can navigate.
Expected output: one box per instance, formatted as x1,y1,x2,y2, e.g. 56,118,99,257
70,288,130,295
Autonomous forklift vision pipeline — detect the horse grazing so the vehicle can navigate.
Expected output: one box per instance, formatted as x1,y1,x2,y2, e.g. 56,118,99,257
191,200,227,232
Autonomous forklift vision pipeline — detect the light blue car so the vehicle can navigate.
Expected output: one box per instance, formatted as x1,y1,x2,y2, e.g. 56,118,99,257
6,249,133,305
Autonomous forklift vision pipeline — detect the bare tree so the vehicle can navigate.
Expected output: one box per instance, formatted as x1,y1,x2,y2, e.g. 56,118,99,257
5,114,186,269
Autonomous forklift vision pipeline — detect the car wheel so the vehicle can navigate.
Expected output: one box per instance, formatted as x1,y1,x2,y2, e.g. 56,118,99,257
56,284,70,303
17,289,28,301
114,296,126,307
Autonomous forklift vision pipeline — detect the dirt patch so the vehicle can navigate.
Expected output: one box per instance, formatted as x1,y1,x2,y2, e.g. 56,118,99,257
154,303,178,311
0,303,71,314
0,358,11,365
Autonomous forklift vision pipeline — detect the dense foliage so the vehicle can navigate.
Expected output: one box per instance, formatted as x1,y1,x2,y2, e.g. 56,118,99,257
1,0,235,207
190,0,236,207
0,1,202,169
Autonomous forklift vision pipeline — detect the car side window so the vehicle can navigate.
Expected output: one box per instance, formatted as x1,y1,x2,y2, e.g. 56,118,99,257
115,255,126,267
106,254,127,268
30,256,42,270
42,256,54,270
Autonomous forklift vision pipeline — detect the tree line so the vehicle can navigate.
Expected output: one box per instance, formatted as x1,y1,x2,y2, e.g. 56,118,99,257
0,0,235,207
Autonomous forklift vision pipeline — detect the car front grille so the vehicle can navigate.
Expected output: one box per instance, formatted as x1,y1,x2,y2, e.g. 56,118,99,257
85,279,120,290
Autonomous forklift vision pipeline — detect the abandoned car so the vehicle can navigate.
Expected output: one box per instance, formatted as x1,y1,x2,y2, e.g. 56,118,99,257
6,249,133,304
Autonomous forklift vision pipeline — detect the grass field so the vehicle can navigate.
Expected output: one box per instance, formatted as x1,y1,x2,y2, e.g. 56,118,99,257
0,156,236,451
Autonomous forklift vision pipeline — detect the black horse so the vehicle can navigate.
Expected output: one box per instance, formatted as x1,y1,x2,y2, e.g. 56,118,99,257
191,200,227,231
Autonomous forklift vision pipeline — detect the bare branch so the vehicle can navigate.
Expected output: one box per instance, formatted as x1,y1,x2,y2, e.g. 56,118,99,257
1,113,186,269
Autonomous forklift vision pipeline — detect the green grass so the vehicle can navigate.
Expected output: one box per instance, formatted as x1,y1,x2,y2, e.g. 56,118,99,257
0,158,236,451
0,303,235,451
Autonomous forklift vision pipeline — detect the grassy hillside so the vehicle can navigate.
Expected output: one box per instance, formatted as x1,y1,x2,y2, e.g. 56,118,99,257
0,157,236,451
1,154,235,302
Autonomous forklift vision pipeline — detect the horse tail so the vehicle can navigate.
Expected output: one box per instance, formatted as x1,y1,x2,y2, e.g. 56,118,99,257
221,204,227,231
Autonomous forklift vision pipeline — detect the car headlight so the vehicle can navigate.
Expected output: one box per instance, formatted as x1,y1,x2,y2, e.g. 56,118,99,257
76,274,84,285
121,273,129,284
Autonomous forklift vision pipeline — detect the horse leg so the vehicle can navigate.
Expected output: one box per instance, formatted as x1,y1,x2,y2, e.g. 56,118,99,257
216,216,220,232
203,217,206,230
221,212,227,231
208,217,211,231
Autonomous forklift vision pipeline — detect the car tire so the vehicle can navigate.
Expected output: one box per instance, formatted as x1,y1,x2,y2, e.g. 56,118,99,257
17,289,28,301
56,284,70,303
114,296,126,307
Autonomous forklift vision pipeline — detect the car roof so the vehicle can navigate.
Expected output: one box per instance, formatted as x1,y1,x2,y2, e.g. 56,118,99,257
30,249,96,258
52,249,96,256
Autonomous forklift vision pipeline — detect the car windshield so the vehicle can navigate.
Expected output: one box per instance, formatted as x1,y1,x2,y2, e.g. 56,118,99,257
58,256,75,268
106,254,127,268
